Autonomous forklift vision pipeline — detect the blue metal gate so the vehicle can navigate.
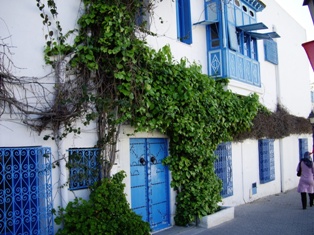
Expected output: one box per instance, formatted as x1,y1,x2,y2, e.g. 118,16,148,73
130,138,170,232
0,147,53,235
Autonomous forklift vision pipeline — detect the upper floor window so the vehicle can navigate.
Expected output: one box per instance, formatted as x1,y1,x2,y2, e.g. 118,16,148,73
264,39,278,65
177,0,192,44
229,27,258,60
205,0,219,22
209,23,220,49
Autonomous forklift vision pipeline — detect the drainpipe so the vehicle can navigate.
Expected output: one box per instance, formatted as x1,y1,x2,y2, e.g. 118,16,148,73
272,25,284,192
55,134,67,210
276,61,285,193
54,54,74,217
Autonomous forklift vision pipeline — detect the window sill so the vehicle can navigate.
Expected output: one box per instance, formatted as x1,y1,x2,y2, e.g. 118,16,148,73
227,79,263,96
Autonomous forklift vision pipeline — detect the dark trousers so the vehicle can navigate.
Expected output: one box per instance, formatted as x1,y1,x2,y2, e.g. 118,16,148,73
309,193,314,207
301,193,314,209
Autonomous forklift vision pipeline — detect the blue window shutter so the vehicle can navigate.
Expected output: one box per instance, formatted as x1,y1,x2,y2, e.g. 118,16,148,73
299,138,308,161
258,139,275,184
228,23,239,51
264,39,278,65
214,142,233,198
177,0,192,44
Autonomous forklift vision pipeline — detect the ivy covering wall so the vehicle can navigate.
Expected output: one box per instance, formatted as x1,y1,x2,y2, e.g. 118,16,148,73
32,0,312,228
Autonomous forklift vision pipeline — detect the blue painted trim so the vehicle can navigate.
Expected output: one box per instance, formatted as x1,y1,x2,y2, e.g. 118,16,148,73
177,0,192,44
242,0,266,12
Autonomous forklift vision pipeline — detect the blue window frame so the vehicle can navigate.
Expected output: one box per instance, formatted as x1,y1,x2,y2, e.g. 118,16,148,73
264,39,278,65
258,139,275,184
177,0,192,44
208,23,220,49
233,29,258,60
214,142,233,198
0,147,53,235
68,148,101,190
299,138,309,161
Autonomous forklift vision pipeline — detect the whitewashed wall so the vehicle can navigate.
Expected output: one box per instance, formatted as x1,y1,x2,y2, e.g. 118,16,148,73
223,0,313,206
259,0,312,116
0,1,313,231
145,0,208,74
145,0,312,208
0,0,93,220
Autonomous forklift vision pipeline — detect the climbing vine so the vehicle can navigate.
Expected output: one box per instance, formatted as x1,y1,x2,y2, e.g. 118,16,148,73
0,1,310,231
0,0,288,228
33,0,261,225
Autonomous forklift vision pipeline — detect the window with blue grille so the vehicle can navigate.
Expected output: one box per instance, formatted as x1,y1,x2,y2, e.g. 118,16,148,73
0,147,53,235
258,139,275,184
68,148,101,190
299,138,309,161
208,23,221,49
177,0,192,44
264,39,278,65
214,142,233,198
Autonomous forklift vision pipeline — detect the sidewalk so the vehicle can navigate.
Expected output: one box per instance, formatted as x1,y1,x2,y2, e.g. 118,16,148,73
155,188,314,235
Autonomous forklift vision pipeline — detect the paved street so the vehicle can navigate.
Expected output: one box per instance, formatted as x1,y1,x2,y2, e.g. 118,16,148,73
156,188,314,235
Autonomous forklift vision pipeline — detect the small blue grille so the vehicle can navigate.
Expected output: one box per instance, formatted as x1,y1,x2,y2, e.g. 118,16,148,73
68,148,100,190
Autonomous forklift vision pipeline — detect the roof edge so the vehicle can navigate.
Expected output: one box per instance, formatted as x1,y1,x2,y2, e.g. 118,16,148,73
242,0,266,12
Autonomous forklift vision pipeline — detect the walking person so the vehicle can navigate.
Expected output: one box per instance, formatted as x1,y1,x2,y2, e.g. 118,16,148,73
297,151,314,209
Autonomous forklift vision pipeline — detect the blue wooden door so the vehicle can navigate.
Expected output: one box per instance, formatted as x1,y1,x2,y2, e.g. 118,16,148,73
130,138,170,232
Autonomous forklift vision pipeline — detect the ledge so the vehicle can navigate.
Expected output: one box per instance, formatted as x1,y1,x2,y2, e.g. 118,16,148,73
199,206,235,229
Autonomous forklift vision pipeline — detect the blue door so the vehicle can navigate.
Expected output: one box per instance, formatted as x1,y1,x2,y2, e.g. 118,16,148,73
0,147,53,235
130,138,170,232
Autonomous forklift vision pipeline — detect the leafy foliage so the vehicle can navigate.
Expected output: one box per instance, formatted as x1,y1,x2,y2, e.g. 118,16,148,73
54,171,151,235
131,47,261,224
37,0,261,227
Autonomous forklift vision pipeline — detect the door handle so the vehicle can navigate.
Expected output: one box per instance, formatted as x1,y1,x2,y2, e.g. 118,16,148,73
150,156,157,164
140,157,146,165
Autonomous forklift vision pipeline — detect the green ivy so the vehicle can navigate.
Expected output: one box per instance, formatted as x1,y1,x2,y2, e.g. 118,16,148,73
127,46,260,224
37,0,261,227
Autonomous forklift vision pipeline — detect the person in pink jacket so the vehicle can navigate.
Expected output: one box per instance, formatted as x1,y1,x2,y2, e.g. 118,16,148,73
297,151,314,209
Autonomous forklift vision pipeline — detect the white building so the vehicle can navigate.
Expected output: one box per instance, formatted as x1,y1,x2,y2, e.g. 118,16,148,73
0,0,312,234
